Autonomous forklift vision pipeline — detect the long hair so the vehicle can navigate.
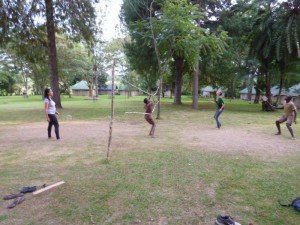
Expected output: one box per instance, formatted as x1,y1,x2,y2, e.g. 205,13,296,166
44,88,51,100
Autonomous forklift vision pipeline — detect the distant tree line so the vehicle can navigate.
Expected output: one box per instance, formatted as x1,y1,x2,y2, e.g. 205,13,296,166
1,0,300,111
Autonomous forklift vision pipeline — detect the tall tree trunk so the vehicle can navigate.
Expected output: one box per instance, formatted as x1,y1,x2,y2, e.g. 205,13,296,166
192,16,201,108
45,0,61,108
156,76,162,119
230,79,235,99
260,65,275,111
94,64,98,97
265,71,271,103
276,62,285,105
254,70,264,104
276,73,284,105
259,61,272,110
247,85,253,101
192,59,199,109
89,85,93,97
170,82,175,99
246,74,255,101
21,62,28,98
262,72,275,111
173,56,184,104
254,85,261,103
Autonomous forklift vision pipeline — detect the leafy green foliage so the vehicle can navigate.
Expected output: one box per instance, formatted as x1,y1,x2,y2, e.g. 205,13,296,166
122,0,229,104
0,0,98,46
248,0,300,102
0,0,99,107
0,71,16,95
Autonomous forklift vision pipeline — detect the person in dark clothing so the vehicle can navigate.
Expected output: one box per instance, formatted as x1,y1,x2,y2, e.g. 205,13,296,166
44,88,60,140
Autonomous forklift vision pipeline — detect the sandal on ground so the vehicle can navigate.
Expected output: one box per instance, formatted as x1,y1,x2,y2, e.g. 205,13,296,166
3,193,24,200
20,186,37,193
7,196,25,209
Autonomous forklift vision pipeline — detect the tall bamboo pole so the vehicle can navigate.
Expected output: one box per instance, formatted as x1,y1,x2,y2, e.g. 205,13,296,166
106,59,116,161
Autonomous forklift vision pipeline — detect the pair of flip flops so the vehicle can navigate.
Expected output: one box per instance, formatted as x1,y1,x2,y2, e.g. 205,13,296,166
3,193,24,200
6,196,26,209
3,193,25,209
3,185,46,209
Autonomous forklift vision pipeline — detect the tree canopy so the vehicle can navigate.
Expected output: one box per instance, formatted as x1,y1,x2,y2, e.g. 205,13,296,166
1,0,299,112
0,0,98,107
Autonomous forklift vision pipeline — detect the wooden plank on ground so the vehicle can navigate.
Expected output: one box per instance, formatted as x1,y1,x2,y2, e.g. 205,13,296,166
33,181,65,195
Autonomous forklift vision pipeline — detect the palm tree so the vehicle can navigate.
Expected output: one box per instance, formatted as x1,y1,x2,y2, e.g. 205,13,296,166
249,0,300,106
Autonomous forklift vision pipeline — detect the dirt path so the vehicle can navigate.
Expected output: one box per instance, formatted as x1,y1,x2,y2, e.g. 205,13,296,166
181,125,299,160
1,121,299,161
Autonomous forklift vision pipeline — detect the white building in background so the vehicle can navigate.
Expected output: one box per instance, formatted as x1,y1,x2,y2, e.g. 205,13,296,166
239,84,300,107
239,87,256,101
70,80,89,96
271,84,300,107
201,86,226,97
70,80,140,96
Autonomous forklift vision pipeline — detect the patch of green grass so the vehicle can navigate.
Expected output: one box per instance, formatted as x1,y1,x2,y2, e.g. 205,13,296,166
0,95,298,225
0,95,276,124
41,150,300,224
0,215,8,222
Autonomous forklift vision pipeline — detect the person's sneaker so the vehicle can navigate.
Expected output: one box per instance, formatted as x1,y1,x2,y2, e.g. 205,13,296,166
275,132,281,135
215,215,235,225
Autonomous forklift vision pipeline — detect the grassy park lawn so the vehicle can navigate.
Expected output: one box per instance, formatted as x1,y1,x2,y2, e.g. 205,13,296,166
0,95,299,225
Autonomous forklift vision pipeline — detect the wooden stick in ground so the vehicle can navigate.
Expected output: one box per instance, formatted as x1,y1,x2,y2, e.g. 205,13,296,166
106,59,116,161
32,181,65,195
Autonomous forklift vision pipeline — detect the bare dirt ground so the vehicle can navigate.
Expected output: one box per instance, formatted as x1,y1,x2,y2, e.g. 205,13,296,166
0,121,142,164
1,120,299,161
181,125,300,161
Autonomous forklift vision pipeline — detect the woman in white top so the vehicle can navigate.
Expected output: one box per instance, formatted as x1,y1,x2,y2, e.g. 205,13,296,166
44,88,60,140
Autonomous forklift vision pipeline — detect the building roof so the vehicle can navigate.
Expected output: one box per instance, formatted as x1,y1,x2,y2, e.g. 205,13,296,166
289,84,300,95
239,87,256,94
239,84,300,96
271,85,299,96
70,80,89,90
101,82,139,91
70,80,140,91
99,83,118,91
201,86,226,92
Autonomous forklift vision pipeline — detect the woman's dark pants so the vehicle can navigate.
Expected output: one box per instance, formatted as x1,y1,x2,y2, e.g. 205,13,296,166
48,114,60,139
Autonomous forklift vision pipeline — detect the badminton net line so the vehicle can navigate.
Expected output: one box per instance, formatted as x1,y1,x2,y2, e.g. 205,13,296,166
122,79,160,115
